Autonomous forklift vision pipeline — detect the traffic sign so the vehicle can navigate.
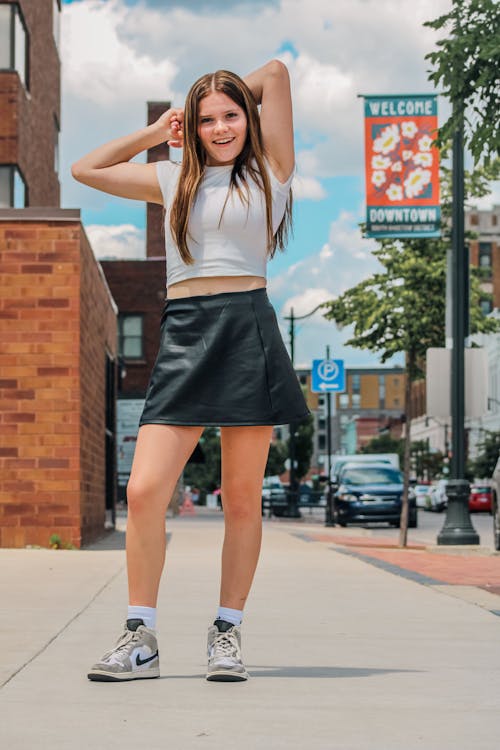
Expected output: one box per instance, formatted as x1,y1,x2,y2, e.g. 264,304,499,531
311,358,345,393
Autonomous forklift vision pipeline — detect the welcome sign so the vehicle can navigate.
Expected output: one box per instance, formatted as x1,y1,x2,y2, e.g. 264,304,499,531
363,95,440,238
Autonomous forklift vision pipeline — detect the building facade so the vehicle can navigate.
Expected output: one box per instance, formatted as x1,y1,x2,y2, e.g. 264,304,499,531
292,366,405,476
0,211,117,547
409,204,500,463
0,0,61,208
0,2,121,547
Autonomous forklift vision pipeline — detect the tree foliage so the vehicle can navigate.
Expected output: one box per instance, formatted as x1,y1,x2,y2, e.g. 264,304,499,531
469,431,500,478
287,415,314,482
265,440,287,477
183,427,221,496
425,0,500,163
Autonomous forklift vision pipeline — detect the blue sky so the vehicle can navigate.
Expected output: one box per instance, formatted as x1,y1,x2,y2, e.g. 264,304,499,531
60,0,478,368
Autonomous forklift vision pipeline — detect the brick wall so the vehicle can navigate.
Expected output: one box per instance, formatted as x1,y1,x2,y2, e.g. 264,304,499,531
146,101,170,258
79,231,118,544
100,259,166,396
0,211,117,548
0,0,60,205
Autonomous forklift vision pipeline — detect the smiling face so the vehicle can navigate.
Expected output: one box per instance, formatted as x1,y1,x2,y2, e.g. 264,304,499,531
197,91,248,167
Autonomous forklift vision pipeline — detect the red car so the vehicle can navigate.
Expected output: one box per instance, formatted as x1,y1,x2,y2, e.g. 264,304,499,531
469,484,493,513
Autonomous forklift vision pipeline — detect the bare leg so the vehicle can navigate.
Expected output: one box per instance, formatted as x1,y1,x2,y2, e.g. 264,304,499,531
126,424,204,606
218,425,273,610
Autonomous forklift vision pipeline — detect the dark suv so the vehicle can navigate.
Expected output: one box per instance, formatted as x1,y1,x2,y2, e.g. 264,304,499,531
334,464,417,528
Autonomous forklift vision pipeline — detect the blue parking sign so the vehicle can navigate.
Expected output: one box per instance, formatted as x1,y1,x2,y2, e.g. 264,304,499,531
311,359,345,393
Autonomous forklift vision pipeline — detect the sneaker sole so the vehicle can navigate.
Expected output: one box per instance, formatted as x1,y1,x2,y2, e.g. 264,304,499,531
206,670,248,682
87,668,160,682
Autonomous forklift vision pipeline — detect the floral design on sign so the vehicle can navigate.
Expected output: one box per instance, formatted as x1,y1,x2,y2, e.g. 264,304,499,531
369,120,436,202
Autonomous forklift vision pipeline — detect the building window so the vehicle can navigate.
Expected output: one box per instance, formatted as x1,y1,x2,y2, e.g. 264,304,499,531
0,3,29,89
0,165,27,207
118,315,143,359
318,396,324,406
480,298,493,316
493,214,498,227
299,374,307,385
318,417,326,430
470,214,478,226
351,373,360,393
379,374,385,409
479,242,492,277
54,115,60,174
318,434,326,450
351,393,361,407
339,393,349,408
53,0,60,51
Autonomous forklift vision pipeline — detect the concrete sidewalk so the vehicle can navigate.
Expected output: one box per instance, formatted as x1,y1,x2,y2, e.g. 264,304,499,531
1,511,499,750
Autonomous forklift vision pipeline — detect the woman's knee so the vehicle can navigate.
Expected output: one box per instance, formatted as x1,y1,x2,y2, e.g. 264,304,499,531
127,475,169,514
222,483,262,522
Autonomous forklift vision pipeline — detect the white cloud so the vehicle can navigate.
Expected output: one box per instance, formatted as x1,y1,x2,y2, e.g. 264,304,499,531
470,182,500,211
267,211,387,366
85,224,146,259
292,173,327,200
61,0,453,196
62,0,177,108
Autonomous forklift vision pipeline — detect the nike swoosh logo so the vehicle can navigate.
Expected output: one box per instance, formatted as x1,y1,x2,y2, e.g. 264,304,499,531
135,651,159,667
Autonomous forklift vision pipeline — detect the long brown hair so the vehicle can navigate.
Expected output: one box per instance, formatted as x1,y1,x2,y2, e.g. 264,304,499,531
169,69,293,264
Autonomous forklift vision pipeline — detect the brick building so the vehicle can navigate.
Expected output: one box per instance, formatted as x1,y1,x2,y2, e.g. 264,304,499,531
0,211,117,547
0,0,61,207
0,1,120,547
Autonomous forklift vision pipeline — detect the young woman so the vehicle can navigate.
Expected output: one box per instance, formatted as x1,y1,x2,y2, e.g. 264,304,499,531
72,59,310,683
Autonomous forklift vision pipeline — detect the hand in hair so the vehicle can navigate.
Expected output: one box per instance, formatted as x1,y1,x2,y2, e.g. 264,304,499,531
156,107,184,149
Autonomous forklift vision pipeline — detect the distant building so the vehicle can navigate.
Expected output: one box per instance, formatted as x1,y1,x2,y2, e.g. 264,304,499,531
290,366,405,478
410,204,500,460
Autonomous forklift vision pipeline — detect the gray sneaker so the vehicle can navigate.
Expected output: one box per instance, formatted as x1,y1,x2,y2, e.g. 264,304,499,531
88,619,160,682
206,619,249,682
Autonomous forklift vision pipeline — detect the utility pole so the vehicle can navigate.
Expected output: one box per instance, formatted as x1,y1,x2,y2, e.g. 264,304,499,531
285,303,325,519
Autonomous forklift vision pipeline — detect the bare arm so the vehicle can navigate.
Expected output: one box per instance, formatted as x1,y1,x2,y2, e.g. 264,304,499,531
244,60,294,184
71,108,184,204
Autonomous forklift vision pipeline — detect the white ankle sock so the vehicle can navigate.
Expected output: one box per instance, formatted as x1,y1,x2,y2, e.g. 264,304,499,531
127,605,157,630
217,606,243,626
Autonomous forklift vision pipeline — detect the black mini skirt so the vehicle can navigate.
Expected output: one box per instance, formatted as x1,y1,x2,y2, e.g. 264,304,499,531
138,287,311,427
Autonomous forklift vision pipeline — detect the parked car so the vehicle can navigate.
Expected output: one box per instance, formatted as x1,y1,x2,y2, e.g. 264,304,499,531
414,483,433,509
491,458,500,551
262,476,288,516
469,484,493,513
333,463,417,528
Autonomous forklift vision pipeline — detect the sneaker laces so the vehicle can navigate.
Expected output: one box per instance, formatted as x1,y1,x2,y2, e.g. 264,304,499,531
211,631,239,660
101,628,140,661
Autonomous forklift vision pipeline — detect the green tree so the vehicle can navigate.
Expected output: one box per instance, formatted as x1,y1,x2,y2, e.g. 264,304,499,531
469,431,500,478
287,415,314,483
425,0,500,163
183,427,221,499
321,164,500,546
411,440,445,481
265,440,287,476
360,433,405,467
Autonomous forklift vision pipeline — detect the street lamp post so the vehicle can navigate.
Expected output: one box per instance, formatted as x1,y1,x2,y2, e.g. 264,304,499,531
284,303,326,519
437,102,479,545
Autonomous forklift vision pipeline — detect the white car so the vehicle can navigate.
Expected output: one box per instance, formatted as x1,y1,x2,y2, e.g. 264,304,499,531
414,484,433,509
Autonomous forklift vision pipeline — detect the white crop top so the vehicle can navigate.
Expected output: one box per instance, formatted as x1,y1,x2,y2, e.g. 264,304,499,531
155,158,294,287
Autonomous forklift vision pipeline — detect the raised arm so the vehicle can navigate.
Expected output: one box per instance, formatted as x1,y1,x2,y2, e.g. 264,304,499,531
71,108,184,204
244,60,294,184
